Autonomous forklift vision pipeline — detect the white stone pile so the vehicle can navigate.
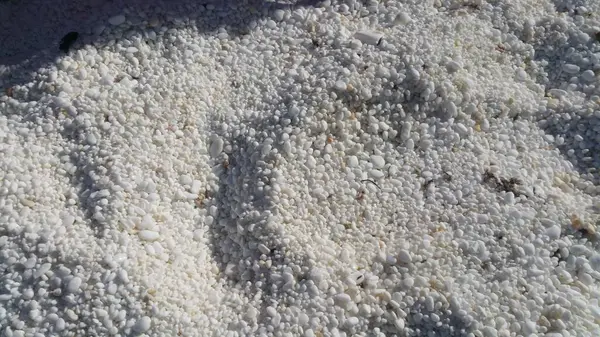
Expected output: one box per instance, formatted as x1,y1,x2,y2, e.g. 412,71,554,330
1,0,600,336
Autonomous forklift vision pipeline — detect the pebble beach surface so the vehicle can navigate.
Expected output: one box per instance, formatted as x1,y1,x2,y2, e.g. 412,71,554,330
1,0,600,336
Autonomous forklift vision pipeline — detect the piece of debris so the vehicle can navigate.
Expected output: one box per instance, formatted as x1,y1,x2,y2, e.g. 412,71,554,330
483,169,524,197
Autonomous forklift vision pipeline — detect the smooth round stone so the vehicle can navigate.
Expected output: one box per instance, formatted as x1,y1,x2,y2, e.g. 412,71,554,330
139,214,156,230
521,320,536,334
24,257,37,269
581,69,595,82
394,12,412,25
306,156,316,169
180,175,193,185
369,169,384,179
209,136,224,158
55,318,66,331
347,156,359,167
62,215,75,226
133,316,151,333
138,230,160,242
562,63,580,74
273,9,285,21
334,293,352,307
190,180,203,194
523,243,535,255
345,316,359,327
398,250,412,263
569,244,589,256
29,309,40,321
545,225,561,240
370,155,385,169
266,306,277,317
589,254,600,272
23,288,34,299
245,307,258,320
481,326,498,337
66,277,82,293
298,312,309,326
108,15,126,26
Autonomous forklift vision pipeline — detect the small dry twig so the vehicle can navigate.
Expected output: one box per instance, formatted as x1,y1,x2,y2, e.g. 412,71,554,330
361,179,381,190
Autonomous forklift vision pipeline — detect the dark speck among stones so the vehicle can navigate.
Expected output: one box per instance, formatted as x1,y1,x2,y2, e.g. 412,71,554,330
59,32,79,53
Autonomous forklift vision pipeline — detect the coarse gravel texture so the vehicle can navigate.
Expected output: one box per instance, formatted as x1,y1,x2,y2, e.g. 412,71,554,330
2,0,600,336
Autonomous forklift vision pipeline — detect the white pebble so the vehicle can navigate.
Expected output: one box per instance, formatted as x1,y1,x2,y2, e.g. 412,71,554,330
273,9,285,21
29,309,40,321
190,180,203,194
589,254,600,272
369,169,384,179
258,244,270,255
138,230,160,242
334,293,352,308
523,243,535,255
545,225,561,240
108,14,126,26
62,214,75,226
245,307,258,320
446,60,461,73
562,63,580,74
266,306,277,317
444,101,458,118
398,250,412,264
482,326,498,337
454,123,469,136
353,30,383,46
335,80,347,91
520,321,536,335
35,263,52,278
401,122,412,140
581,69,595,82
55,318,66,331
345,316,359,327
133,316,151,333
67,276,82,293
347,156,359,167
370,155,385,169
394,13,412,25
209,136,224,158
139,214,156,230
569,244,589,256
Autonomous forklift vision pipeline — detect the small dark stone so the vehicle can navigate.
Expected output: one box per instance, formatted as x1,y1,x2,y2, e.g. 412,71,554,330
59,32,79,53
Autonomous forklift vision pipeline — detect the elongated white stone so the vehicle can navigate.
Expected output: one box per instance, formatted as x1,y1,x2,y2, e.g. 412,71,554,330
353,30,384,46
139,230,160,241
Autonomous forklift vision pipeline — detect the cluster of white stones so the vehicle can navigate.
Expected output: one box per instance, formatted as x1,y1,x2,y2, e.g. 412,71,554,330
1,0,600,336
